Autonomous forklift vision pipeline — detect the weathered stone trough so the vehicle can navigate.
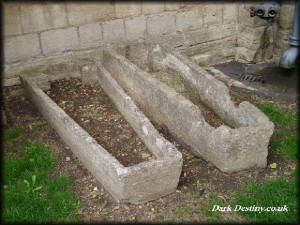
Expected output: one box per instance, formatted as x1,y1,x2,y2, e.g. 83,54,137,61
20,67,182,204
101,41,274,173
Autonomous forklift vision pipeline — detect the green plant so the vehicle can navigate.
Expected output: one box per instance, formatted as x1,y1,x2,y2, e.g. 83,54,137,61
274,62,280,68
198,192,224,222
34,121,47,130
23,175,43,194
102,200,108,208
278,134,299,160
256,103,296,128
3,141,80,223
96,82,102,90
176,207,188,217
4,126,23,143
196,179,201,187
256,103,298,161
234,173,298,223
203,66,211,71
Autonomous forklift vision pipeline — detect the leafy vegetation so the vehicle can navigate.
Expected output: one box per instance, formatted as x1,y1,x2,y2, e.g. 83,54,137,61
3,128,80,223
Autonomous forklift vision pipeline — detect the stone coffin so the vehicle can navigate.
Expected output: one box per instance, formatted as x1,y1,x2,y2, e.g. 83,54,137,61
101,41,274,173
20,68,182,204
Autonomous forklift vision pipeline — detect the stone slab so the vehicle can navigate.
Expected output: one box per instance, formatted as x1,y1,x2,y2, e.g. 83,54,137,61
4,34,41,63
66,3,115,26
3,3,22,36
147,12,176,36
102,19,126,43
21,3,67,33
79,22,102,48
125,16,147,41
41,27,79,55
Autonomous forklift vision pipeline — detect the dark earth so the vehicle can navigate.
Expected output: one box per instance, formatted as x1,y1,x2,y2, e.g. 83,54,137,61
47,78,153,167
3,69,298,222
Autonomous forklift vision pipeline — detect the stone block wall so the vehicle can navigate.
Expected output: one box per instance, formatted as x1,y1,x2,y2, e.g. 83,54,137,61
3,1,295,86
236,1,295,63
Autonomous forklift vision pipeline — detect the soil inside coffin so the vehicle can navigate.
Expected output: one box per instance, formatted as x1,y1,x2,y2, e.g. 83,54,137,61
47,78,155,167
150,71,225,128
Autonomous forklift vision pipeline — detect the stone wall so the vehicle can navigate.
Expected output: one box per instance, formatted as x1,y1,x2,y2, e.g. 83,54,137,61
236,1,295,63
3,1,295,86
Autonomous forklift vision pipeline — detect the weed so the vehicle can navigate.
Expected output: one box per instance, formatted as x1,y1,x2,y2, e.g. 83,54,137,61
93,111,103,118
158,214,165,220
196,179,201,187
4,126,23,143
176,207,188,217
137,146,147,152
96,82,102,90
92,193,98,198
65,85,71,91
34,121,47,130
203,66,211,71
102,200,108,208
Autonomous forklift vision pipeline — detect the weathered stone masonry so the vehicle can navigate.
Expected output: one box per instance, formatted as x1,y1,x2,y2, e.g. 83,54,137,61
3,1,295,86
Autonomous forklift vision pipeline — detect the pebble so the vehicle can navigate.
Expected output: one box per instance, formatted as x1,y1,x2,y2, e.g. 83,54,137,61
93,187,98,191
66,156,70,161
141,153,150,159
